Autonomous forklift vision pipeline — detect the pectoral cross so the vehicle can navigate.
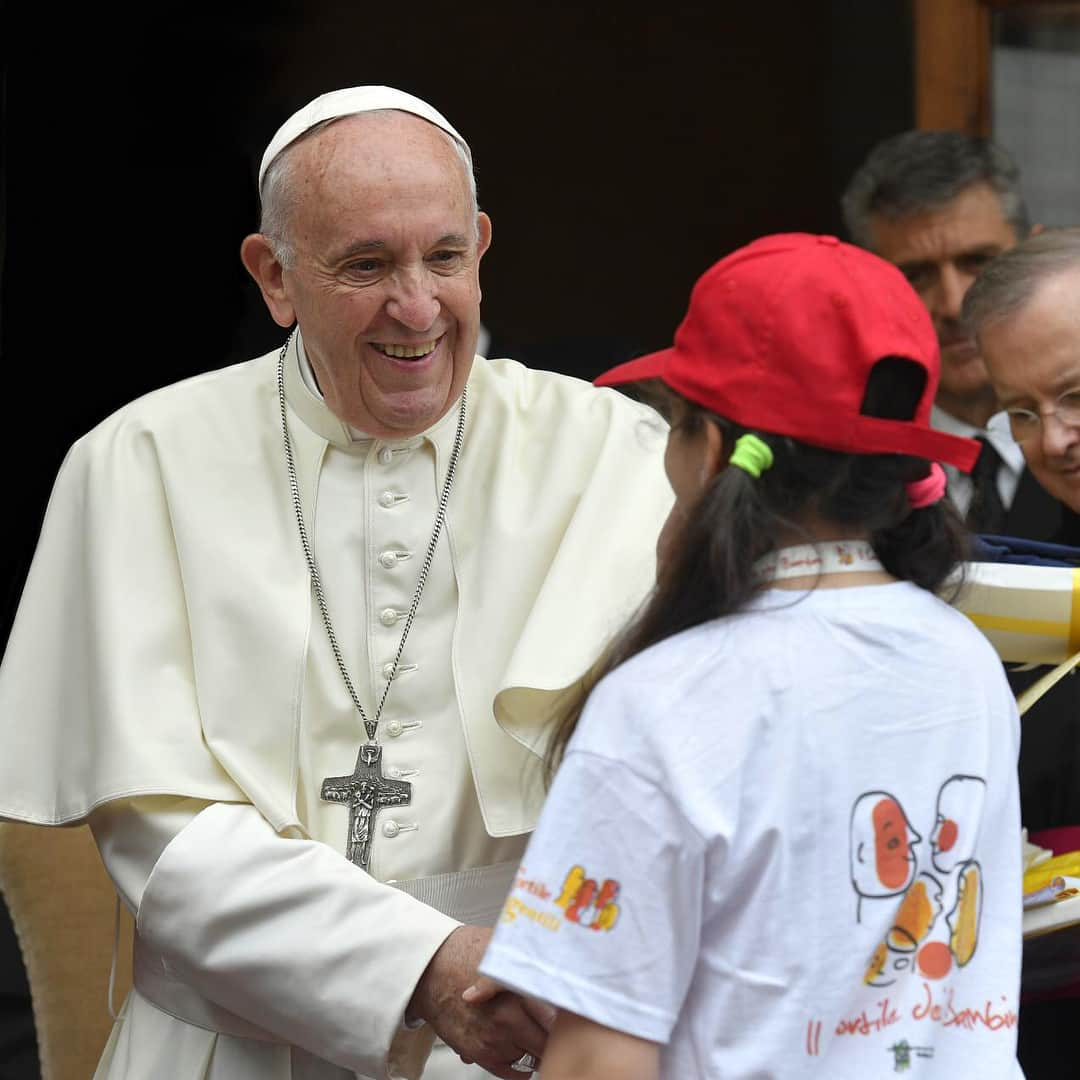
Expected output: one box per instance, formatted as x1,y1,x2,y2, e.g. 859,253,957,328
321,742,411,870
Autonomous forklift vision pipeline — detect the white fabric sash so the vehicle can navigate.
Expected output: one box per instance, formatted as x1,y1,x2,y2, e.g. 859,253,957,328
390,860,517,927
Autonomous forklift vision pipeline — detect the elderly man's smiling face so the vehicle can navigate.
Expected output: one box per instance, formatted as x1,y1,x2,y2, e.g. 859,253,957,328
978,268,1080,511
868,182,1019,426
251,111,491,438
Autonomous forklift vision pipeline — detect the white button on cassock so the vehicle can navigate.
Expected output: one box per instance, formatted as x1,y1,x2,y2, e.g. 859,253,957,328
382,662,396,679
379,552,397,570
379,608,398,626
385,719,404,737
377,447,393,465
382,820,400,838
378,491,396,508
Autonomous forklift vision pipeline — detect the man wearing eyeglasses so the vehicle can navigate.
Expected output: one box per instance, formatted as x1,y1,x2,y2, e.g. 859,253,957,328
965,228,1080,523
963,226,1080,1080
841,131,1058,539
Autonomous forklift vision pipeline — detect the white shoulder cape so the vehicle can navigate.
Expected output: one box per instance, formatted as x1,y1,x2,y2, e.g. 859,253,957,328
0,347,672,837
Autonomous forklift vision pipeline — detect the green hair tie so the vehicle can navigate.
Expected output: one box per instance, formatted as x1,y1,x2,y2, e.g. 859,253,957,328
728,434,774,478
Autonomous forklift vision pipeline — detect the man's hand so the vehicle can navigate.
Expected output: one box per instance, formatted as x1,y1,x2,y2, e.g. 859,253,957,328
408,926,554,1078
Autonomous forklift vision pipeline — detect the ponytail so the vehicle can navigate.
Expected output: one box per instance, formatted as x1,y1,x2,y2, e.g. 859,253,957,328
545,358,970,779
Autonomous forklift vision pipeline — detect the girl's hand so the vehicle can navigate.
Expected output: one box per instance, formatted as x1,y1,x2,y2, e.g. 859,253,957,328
462,974,502,1005
464,976,557,1030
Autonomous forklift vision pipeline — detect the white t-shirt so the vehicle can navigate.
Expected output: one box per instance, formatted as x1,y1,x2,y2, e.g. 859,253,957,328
481,583,1024,1079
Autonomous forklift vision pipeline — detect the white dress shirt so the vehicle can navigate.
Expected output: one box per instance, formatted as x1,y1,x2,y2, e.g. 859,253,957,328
931,404,1024,519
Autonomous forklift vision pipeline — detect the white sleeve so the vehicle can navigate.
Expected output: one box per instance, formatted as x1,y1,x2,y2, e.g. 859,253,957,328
89,798,459,1075
478,749,705,1044
89,795,208,913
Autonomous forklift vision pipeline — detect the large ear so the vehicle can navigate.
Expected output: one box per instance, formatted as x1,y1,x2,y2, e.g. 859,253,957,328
703,418,728,481
474,212,493,305
477,211,493,259
240,233,296,328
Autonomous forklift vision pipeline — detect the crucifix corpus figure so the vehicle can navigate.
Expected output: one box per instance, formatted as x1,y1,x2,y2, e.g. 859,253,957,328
322,743,411,870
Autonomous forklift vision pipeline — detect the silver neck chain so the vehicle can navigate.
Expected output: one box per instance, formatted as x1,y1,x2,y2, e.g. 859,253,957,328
277,330,466,743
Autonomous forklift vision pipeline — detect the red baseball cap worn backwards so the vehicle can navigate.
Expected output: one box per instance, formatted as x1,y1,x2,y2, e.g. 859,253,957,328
595,233,981,473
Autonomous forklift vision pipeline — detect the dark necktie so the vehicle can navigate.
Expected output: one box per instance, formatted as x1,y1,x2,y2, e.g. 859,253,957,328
966,436,1007,534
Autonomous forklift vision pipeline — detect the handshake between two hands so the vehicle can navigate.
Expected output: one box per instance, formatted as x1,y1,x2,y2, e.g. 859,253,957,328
408,925,555,1079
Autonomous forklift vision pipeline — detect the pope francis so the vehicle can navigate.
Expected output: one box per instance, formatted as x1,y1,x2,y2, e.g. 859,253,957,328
0,87,673,1078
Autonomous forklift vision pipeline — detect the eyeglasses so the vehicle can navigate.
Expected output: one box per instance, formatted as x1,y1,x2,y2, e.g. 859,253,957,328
988,389,1080,443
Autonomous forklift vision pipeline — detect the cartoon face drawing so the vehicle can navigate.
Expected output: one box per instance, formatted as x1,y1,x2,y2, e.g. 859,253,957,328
931,776,986,874
852,775,989,993
851,792,921,898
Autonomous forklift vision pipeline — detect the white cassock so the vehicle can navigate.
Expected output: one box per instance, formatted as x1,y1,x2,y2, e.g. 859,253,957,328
0,335,673,1079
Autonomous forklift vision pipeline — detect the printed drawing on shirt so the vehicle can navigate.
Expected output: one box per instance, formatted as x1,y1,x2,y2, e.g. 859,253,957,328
499,864,621,932
554,865,621,930
850,776,985,986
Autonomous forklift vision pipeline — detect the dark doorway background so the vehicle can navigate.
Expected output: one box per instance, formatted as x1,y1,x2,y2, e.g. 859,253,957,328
1,0,913,642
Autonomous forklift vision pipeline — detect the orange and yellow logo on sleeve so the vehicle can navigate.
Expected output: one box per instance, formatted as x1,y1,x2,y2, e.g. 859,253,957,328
555,865,621,931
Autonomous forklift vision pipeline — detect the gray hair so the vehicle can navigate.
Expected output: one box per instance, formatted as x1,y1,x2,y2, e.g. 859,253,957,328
962,226,1080,333
259,111,480,269
841,130,1030,250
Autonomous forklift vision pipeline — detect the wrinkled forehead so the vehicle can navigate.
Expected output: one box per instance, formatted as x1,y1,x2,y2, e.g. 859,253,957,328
276,115,479,259
981,268,1080,391
868,183,1018,259
262,109,478,243
984,270,1080,349
293,111,464,178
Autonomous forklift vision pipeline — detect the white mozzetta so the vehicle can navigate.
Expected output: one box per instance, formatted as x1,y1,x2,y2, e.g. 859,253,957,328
1,338,672,1077
0,342,670,833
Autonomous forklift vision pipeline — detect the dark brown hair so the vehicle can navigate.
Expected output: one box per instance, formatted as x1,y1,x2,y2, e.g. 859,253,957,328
545,357,970,779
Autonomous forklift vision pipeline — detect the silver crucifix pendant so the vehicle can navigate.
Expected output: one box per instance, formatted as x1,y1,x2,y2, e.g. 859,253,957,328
321,742,411,870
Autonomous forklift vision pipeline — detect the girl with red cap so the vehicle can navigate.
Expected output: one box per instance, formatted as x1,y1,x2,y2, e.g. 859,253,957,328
473,234,1024,1079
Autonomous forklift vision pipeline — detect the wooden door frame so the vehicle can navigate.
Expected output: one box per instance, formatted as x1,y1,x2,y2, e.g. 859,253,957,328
914,0,1080,133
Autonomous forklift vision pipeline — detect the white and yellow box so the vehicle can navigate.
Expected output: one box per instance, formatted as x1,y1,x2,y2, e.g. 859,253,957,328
955,561,1080,712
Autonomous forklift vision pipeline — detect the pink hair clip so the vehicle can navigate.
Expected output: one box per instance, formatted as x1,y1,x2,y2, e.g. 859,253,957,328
906,463,947,510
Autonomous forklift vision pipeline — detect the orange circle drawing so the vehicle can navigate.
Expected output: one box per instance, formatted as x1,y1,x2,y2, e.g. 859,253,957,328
917,941,953,979
936,819,958,852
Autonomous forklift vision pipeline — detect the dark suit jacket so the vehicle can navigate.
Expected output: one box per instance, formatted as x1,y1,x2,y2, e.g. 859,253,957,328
1005,466,1066,543
997,467,1080,833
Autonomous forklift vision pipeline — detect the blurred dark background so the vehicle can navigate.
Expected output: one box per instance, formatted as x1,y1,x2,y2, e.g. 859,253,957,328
3,1,913,1073
1,0,915,651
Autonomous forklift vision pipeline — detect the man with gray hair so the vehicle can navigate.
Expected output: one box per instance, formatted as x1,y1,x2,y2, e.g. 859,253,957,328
0,87,673,1079
842,131,1055,538
964,227,1080,517
848,142,1079,1080
963,227,1080,1080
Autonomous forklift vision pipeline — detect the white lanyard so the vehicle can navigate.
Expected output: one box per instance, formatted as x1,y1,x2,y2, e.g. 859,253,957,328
754,541,883,583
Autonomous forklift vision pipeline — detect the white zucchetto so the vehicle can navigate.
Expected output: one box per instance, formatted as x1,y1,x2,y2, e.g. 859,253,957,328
258,85,471,189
